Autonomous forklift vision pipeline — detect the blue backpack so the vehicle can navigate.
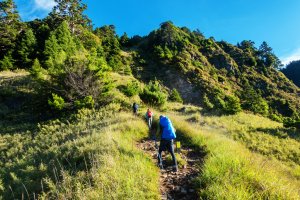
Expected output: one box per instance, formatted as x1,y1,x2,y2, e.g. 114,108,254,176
160,116,176,140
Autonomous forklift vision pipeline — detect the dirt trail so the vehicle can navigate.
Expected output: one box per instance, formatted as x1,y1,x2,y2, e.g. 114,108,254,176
138,129,203,200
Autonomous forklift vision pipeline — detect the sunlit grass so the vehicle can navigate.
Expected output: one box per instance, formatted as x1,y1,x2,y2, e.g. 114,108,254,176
167,112,300,199
0,106,160,199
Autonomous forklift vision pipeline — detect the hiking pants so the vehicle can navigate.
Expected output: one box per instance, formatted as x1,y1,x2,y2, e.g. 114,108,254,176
147,117,153,129
157,139,177,167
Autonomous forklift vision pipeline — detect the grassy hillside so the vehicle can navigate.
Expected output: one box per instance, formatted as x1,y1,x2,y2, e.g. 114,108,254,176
1,71,300,199
1,1,300,198
129,22,300,123
0,104,160,199
160,104,300,199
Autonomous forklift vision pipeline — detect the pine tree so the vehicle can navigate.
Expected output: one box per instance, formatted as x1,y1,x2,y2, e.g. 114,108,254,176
258,41,282,69
49,0,91,34
120,32,129,47
44,33,60,69
0,0,23,59
44,21,76,70
16,29,37,68
55,21,76,54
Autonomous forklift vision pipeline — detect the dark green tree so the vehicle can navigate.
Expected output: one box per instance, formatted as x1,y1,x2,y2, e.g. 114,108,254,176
44,21,76,71
169,88,183,103
281,60,300,87
241,84,269,115
94,25,120,57
16,29,37,68
237,40,256,53
258,41,282,69
49,0,91,34
120,32,129,47
0,0,23,60
27,19,51,60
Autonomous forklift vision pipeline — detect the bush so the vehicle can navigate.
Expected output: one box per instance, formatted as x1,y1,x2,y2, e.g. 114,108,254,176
122,80,140,97
224,95,242,114
0,56,14,70
269,113,283,122
74,95,95,109
30,59,46,79
283,118,300,129
169,88,183,103
251,98,269,116
140,80,167,106
203,94,214,110
48,93,65,110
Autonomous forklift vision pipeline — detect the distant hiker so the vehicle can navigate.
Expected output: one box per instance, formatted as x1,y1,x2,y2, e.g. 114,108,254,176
132,102,138,116
157,115,178,172
145,108,153,129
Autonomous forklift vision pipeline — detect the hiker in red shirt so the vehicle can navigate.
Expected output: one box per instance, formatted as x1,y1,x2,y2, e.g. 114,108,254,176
145,108,153,129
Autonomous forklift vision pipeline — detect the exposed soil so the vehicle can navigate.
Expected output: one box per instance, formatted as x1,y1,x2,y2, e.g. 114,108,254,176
138,129,204,200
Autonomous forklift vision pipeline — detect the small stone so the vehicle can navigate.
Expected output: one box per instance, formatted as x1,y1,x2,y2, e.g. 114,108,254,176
181,188,187,194
189,189,195,193
161,195,167,200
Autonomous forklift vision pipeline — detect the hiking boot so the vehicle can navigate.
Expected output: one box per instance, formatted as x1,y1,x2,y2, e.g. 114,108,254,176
172,165,178,172
158,164,164,170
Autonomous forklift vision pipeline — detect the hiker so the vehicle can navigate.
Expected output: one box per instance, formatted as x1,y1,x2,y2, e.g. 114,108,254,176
145,108,153,129
157,115,178,172
132,102,138,116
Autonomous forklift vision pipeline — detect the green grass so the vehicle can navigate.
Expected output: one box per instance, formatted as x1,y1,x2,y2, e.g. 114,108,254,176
0,105,160,199
201,112,300,167
167,112,300,199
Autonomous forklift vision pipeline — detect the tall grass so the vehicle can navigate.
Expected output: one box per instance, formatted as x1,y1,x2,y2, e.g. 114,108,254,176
0,105,160,199
201,113,300,167
168,112,300,199
41,112,160,199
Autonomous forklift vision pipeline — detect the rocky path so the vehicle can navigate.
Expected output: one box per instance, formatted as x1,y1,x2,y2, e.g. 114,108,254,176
138,133,203,200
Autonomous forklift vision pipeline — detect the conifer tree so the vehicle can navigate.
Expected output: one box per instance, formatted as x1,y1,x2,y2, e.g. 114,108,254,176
44,33,60,69
44,21,76,71
49,0,91,34
16,29,37,68
55,21,76,54
0,0,23,59
258,41,282,69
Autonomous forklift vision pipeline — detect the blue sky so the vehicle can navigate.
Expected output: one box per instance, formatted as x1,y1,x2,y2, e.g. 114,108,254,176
15,0,300,65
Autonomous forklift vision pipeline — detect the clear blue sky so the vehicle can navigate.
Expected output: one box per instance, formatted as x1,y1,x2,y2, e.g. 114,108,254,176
15,0,300,65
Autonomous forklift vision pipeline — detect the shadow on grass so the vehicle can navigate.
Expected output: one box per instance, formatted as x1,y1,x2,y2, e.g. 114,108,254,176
252,127,300,141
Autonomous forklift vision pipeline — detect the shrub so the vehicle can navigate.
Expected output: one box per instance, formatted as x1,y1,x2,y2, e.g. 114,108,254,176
0,56,14,70
74,95,95,109
30,59,46,79
140,80,167,106
48,93,65,110
122,80,140,97
251,97,269,116
203,94,214,110
283,118,300,129
169,88,183,103
269,113,283,122
224,95,242,114
214,95,226,110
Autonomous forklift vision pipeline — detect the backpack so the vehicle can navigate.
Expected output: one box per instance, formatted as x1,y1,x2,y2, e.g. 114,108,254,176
147,111,153,118
160,116,176,140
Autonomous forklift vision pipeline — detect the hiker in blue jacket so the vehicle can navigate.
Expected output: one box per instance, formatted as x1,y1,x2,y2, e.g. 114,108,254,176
156,115,178,172
132,102,138,116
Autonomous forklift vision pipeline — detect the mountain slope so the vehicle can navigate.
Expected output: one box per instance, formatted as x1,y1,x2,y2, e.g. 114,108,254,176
127,22,300,121
282,60,300,87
